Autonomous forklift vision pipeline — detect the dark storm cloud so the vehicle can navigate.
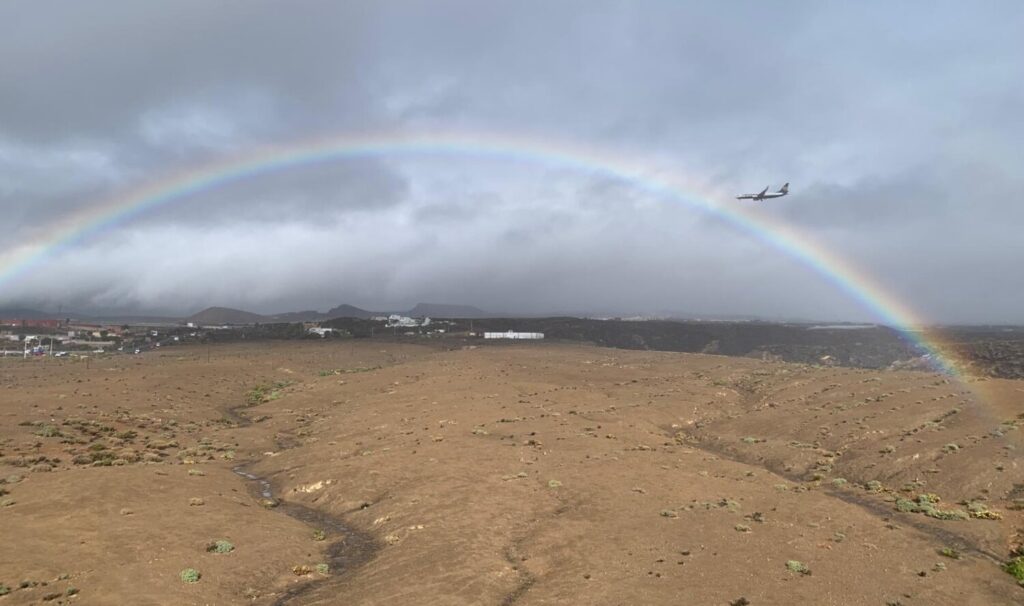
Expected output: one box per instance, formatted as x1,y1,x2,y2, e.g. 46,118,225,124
2,1,1022,322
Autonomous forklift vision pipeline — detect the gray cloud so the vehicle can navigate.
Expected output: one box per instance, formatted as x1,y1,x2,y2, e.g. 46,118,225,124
2,1,1022,322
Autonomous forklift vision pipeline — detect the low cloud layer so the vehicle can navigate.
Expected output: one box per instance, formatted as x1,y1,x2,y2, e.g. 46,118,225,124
2,1,1022,322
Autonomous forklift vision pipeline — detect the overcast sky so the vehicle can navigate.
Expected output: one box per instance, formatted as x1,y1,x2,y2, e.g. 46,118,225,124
2,1,1022,322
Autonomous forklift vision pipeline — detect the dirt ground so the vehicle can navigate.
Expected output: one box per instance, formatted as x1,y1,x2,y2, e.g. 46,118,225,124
1,341,1022,605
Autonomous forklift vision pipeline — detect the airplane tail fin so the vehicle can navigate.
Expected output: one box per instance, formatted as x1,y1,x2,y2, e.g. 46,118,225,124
779,183,789,194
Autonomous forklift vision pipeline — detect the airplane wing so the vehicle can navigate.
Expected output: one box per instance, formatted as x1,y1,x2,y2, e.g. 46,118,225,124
758,186,769,197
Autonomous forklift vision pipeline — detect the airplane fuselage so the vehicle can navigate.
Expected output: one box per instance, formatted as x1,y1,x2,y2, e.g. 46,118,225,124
736,183,789,201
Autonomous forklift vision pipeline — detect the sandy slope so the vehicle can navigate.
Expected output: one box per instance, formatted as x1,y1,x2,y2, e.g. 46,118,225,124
1,341,1021,605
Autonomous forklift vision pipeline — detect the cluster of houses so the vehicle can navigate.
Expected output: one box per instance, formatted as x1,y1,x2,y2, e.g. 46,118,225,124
0,318,193,357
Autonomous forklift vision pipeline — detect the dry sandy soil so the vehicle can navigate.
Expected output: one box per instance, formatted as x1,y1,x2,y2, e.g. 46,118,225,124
1,341,1022,605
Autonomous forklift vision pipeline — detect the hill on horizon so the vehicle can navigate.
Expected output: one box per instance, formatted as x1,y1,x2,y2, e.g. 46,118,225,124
186,302,483,324
188,307,268,325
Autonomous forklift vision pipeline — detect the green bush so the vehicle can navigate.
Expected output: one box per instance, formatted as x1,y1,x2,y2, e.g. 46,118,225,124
180,568,201,583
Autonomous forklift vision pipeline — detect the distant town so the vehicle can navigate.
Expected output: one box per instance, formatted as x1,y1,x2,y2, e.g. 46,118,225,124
1,309,545,359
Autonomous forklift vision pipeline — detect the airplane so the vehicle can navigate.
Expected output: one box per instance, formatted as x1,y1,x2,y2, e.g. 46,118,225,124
736,183,789,201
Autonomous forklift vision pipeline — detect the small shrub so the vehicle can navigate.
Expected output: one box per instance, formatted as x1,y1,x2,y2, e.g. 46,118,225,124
0,584,9,596
943,443,960,453
786,560,811,575
34,425,60,438
831,478,848,487
312,529,326,541
315,563,330,575
180,568,201,583
939,547,962,559
206,540,234,554
896,494,966,520
966,501,1002,520
865,481,883,492
292,565,312,576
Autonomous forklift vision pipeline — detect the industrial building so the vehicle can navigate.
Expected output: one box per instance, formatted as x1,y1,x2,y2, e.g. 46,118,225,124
483,331,544,340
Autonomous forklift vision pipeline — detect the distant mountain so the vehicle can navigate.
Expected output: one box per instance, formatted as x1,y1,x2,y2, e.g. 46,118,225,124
188,307,267,325
406,303,488,318
324,303,377,319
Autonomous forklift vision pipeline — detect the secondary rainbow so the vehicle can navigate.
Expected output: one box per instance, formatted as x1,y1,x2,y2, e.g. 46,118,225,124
0,130,969,378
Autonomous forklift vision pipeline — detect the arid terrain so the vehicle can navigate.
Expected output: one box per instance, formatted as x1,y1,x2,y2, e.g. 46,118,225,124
1,341,1022,605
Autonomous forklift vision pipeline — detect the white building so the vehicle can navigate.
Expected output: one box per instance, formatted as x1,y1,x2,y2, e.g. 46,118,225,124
387,315,430,328
483,331,544,340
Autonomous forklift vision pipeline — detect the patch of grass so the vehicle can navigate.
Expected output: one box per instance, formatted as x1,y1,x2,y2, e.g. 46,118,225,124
206,540,234,554
312,529,326,541
547,479,562,488
180,568,201,584
245,380,295,405
1003,557,1024,585
315,563,330,575
786,560,811,575
865,480,883,492
938,547,962,560
942,443,960,453
0,584,9,596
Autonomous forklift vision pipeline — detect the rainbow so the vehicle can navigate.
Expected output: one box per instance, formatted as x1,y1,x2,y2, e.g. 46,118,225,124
0,130,972,380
